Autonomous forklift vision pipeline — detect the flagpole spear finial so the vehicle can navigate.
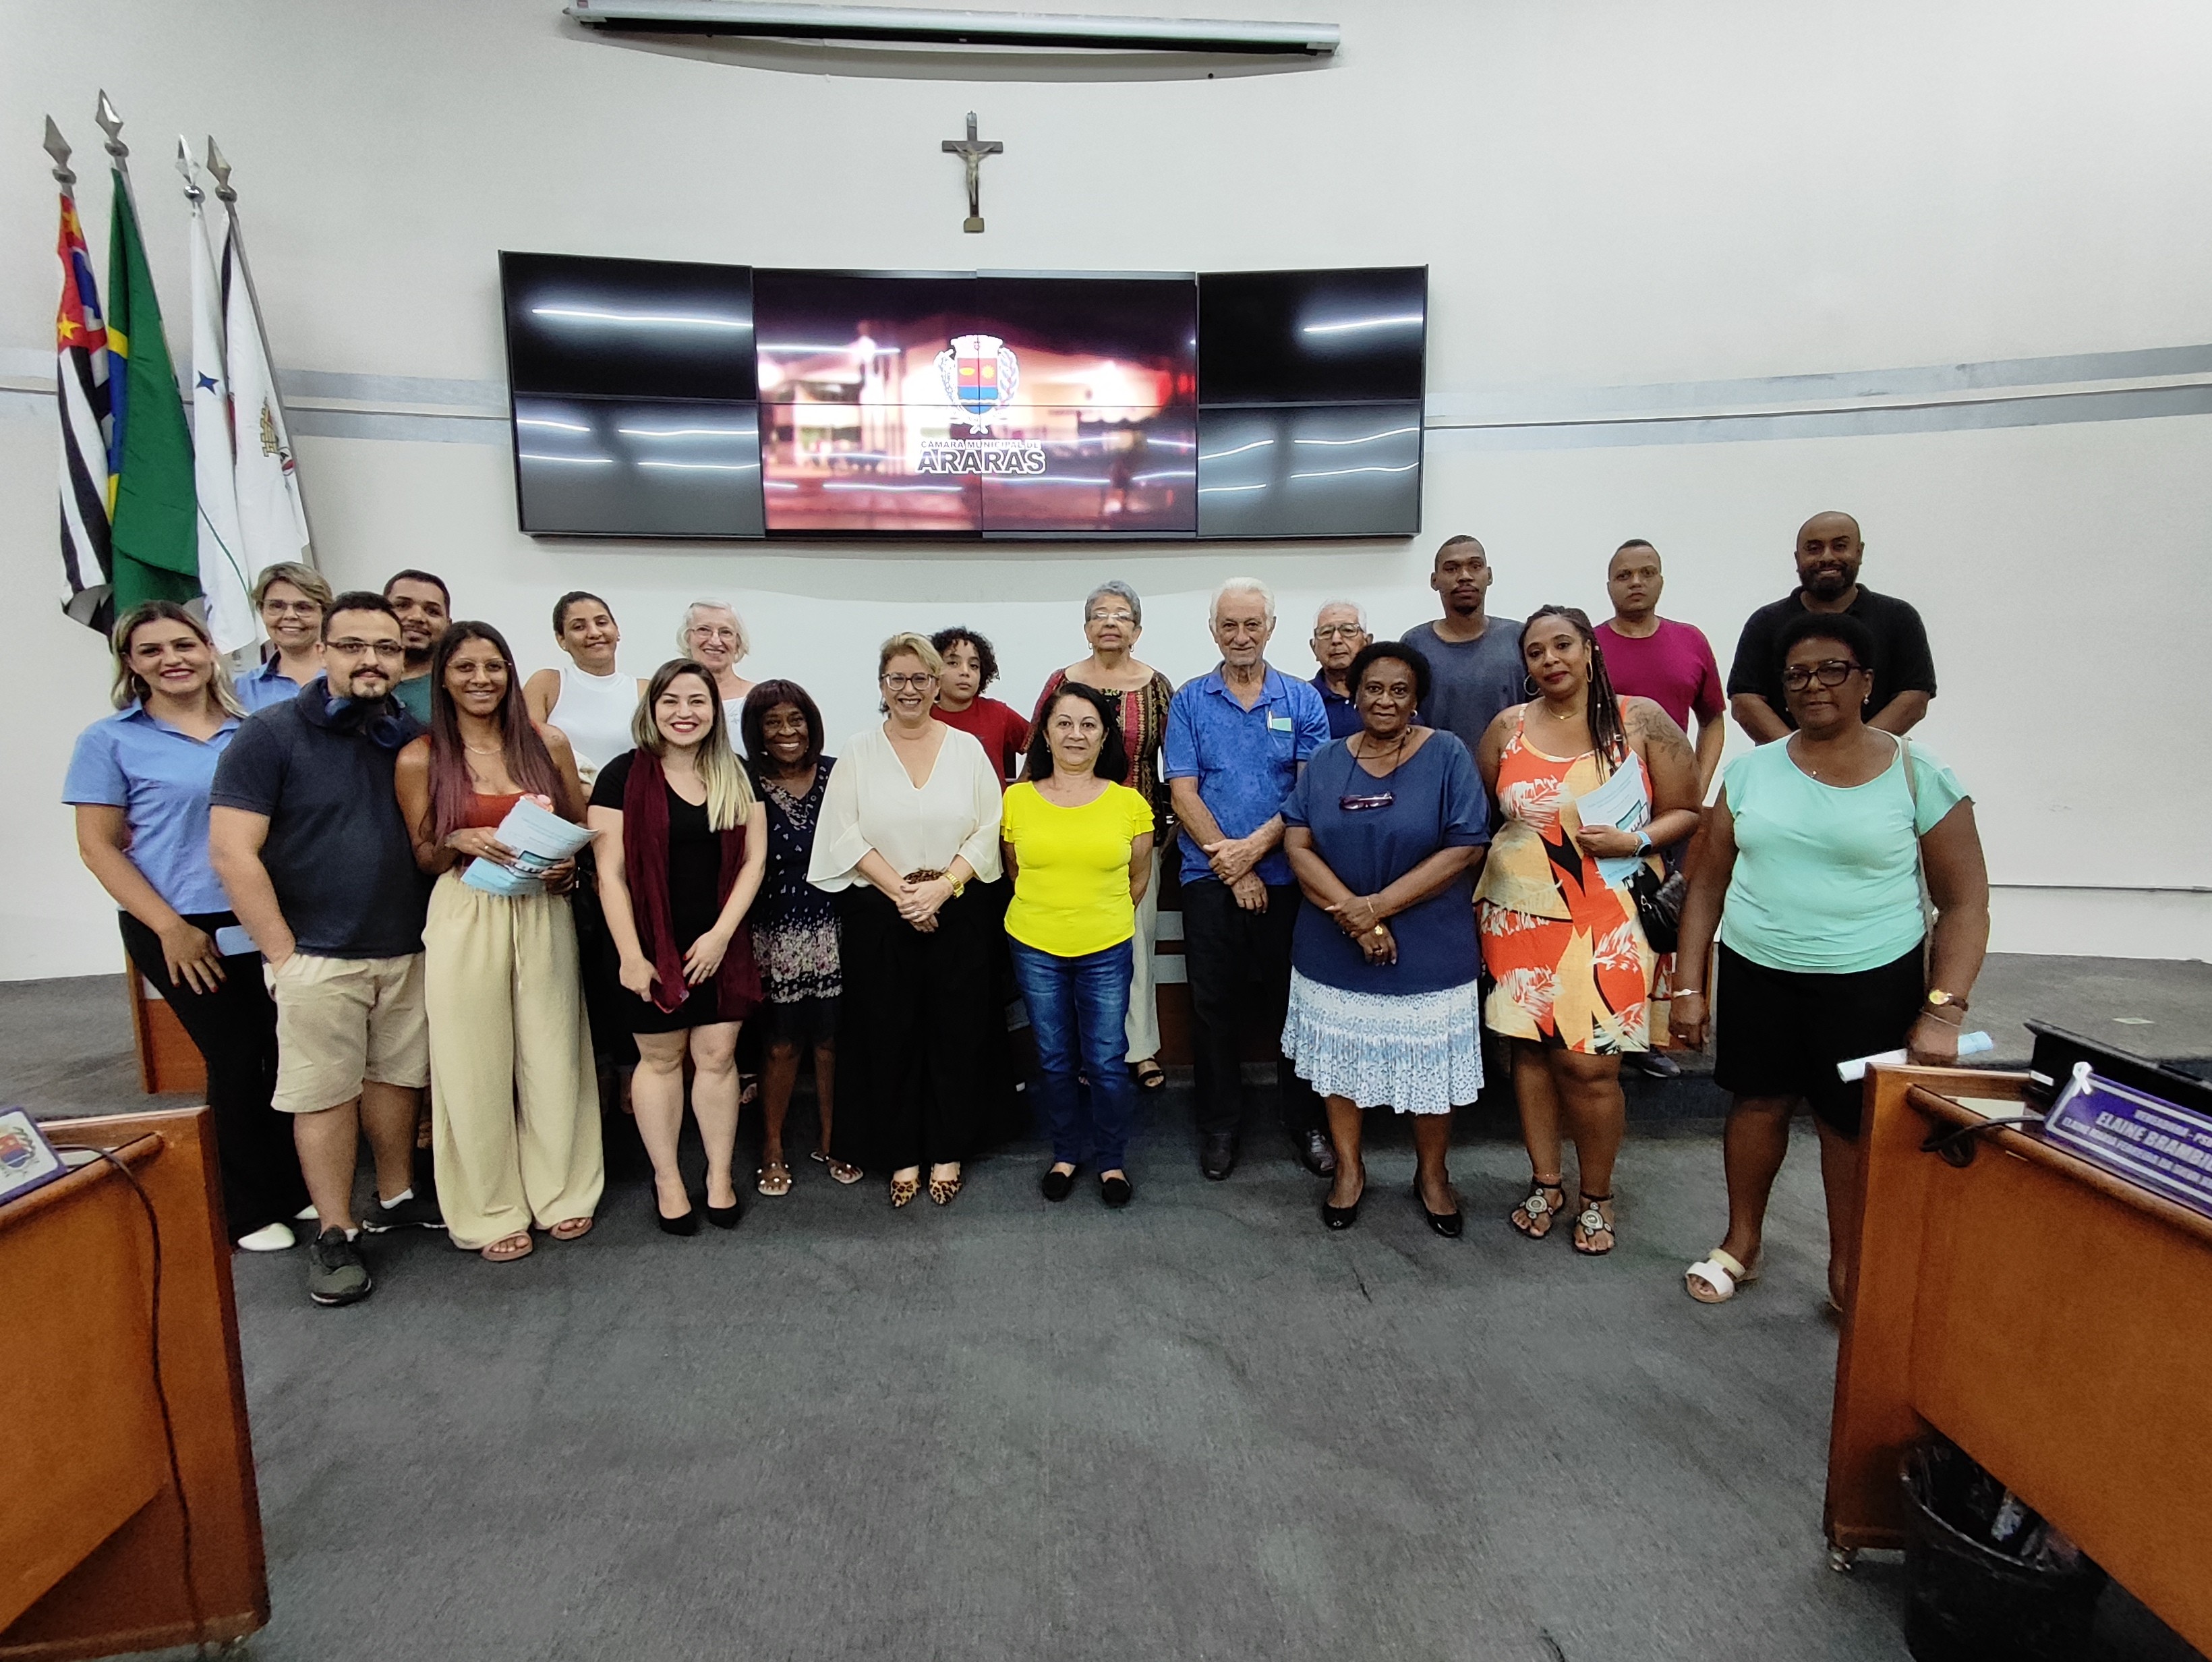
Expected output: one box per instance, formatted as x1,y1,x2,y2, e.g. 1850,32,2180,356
95,90,127,163
43,116,76,188
206,137,235,203
177,136,203,202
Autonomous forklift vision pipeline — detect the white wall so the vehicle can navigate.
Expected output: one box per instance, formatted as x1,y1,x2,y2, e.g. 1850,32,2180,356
4,0,2210,979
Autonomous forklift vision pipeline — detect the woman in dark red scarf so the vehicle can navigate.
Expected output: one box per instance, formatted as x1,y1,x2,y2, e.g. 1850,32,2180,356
587,660,767,1234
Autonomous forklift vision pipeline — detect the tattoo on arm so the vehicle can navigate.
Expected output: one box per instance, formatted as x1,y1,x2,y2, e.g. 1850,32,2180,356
1630,701,1697,770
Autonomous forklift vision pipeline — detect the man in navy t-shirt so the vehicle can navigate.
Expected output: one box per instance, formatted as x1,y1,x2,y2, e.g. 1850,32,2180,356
210,592,441,1309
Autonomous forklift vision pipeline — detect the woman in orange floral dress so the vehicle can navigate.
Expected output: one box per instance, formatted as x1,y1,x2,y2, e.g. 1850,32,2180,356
1476,606,1702,1255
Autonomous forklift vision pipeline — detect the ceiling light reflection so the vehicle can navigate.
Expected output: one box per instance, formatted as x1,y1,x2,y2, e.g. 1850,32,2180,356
532,306,750,331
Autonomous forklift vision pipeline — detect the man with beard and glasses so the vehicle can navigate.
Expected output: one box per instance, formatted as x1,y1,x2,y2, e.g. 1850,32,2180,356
383,569,453,726
1401,535,1525,762
210,592,443,1308
1727,513,1936,741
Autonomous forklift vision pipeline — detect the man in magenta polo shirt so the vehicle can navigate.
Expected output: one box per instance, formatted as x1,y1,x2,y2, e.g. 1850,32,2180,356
1593,539,1723,1081
1594,540,1725,798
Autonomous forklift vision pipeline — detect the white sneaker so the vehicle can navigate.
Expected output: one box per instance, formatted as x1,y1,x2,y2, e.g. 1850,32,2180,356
237,1221,297,1253
294,1203,319,1221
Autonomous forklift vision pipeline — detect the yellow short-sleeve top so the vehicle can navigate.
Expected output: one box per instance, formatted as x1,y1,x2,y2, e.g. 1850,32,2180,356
1000,780,1155,958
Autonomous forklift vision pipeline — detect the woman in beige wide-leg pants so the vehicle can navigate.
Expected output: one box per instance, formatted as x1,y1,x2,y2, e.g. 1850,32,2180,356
424,871,604,1252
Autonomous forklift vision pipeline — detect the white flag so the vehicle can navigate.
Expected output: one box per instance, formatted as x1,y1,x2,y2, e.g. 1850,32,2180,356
185,165,254,653
219,204,312,591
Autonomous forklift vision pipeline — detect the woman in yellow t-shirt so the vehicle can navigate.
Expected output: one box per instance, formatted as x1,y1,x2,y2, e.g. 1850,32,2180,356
1001,684,1156,1207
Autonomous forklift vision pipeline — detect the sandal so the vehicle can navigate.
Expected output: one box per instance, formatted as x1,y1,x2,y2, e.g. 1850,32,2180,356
810,1149,864,1186
757,1162,793,1197
480,1232,534,1263
1134,1058,1167,1092
928,1164,963,1207
1510,1176,1567,1240
1686,1247,1759,1303
548,1217,593,1242
1572,1193,1617,1257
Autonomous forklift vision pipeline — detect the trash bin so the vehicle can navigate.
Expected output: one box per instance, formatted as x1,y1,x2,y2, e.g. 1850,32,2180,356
1901,1439,2107,1662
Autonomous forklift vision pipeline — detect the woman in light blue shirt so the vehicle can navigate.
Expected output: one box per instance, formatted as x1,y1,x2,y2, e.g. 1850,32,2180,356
1670,612,1989,1311
65,602,308,1249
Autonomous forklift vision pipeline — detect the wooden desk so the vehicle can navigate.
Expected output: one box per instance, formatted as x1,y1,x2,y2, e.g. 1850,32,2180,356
0,1108,268,1660
1828,1064,2212,1655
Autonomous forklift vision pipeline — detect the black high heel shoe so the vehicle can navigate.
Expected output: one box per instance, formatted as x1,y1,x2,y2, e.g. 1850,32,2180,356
656,1199,701,1236
705,1196,742,1230
1321,1176,1363,1230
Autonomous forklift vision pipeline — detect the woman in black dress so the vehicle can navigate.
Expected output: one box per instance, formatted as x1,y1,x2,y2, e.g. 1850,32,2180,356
588,660,768,1234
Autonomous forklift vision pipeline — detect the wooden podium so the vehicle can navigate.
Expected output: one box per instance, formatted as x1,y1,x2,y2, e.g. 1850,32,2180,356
1827,1064,2212,1655
0,1107,268,1659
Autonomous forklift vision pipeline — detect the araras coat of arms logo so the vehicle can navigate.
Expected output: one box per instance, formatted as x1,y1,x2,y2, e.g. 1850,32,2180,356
935,334,1020,428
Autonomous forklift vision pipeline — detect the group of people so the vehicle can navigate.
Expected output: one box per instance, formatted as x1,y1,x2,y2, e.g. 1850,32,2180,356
64,509,1989,1318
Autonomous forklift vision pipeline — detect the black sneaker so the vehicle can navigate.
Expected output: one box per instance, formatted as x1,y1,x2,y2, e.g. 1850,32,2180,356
359,1193,446,1234
306,1228,372,1307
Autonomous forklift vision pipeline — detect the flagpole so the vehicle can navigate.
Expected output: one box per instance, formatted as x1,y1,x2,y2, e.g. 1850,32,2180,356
205,136,318,561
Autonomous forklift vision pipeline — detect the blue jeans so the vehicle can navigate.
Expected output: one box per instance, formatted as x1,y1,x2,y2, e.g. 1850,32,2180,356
1009,938,1136,1171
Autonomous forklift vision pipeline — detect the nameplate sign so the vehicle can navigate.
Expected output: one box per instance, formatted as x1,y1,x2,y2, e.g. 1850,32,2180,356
2042,1062,2212,1220
0,1107,67,1208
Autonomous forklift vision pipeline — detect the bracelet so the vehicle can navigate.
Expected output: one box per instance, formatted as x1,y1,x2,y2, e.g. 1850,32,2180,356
1919,1004,1965,1025
1672,985,1704,996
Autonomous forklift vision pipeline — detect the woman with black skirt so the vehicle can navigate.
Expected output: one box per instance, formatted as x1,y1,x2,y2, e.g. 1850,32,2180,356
809,633,1004,1208
588,660,767,1234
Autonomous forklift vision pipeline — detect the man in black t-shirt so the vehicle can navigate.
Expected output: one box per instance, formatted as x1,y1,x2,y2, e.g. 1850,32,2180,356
210,592,441,1309
1727,511,1936,741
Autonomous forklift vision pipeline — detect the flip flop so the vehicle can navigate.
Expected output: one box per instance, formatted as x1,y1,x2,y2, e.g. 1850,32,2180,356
757,1162,794,1197
809,1149,863,1185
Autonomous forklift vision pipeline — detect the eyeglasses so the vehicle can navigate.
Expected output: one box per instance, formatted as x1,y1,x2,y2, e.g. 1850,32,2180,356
881,673,937,691
1780,659,1863,691
1087,610,1136,625
328,639,405,658
1313,624,1366,639
262,600,320,617
1338,791,1395,813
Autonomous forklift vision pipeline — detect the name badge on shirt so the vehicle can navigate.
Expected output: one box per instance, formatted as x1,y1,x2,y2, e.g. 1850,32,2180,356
1267,715,1293,733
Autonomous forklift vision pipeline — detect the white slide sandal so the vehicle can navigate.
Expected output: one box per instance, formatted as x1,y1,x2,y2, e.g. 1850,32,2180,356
1685,1248,1758,1304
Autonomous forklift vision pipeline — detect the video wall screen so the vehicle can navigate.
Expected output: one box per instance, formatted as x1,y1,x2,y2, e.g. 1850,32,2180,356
500,256,1422,541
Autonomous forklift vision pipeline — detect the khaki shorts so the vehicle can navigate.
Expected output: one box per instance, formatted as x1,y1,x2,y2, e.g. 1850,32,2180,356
268,951,430,1115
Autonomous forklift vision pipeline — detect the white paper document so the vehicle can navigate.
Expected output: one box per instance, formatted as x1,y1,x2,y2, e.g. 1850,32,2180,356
1568,752,1651,886
461,797,595,896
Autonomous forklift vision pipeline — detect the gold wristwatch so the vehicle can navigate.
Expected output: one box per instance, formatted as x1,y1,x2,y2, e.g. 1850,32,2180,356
1924,988,1967,1013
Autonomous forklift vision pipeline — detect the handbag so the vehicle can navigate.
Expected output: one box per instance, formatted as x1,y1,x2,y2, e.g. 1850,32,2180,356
1627,860,1685,954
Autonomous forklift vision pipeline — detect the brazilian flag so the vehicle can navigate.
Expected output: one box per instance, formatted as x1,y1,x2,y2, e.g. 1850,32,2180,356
105,165,198,611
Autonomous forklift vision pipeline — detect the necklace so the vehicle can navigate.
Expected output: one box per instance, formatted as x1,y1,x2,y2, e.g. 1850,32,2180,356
1352,730,1411,775
1540,699,1585,722
463,741,504,755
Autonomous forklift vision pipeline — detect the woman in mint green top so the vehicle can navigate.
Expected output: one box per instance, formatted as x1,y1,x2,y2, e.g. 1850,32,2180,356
1670,611,1989,1312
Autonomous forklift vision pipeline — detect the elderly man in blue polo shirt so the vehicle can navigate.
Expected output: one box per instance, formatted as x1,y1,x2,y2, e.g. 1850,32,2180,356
1165,577,1333,1181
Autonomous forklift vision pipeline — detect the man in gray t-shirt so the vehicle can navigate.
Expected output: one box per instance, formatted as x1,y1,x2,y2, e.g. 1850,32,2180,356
1401,534,1523,758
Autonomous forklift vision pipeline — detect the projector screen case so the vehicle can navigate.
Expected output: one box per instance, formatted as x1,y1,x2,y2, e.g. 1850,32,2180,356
564,0,1342,56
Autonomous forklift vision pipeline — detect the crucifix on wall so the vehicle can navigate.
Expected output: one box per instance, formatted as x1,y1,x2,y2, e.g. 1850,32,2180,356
941,111,1001,233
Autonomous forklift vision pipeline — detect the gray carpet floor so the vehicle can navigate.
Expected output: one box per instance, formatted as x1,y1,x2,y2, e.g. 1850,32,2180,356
4,958,2204,1662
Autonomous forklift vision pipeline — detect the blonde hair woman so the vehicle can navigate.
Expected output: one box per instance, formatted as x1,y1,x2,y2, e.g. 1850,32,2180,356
589,659,769,1234
240,561,334,710
65,602,304,1249
809,633,1006,1207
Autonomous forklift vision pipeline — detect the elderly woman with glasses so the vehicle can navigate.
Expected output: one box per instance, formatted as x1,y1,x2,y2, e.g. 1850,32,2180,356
1029,581,1177,1092
810,633,1006,1208
1670,610,1989,1311
1281,643,1490,1234
678,598,755,738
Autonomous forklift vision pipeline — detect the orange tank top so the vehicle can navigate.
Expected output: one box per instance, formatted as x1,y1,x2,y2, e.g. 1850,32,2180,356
459,790,525,830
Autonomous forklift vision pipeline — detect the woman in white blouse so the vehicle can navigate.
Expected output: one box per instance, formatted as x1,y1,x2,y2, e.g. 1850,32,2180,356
809,633,1004,1208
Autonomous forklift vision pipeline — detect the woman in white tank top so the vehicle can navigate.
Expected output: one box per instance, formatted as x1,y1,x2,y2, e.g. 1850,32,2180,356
524,591,647,784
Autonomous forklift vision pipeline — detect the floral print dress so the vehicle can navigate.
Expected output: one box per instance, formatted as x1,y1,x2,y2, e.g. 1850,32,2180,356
1475,708,1655,1054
